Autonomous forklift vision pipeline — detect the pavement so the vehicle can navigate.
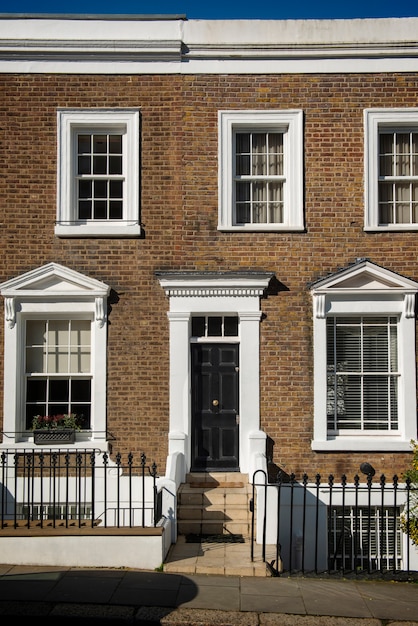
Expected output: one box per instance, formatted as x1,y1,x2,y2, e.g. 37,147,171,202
0,564,417,625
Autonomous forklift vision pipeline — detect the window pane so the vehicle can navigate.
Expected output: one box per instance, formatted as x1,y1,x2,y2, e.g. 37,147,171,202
78,134,91,153
109,135,122,153
224,316,238,336
93,155,107,175
252,133,267,175
379,133,394,176
268,133,284,175
413,133,418,176
49,378,69,402
79,201,92,220
93,134,107,153
363,323,388,371
72,379,91,402
78,155,91,175
378,182,393,224
94,201,107,219
236,134,250,175
335,324,361,371
396,133,410,176
110,180,123,199
109,155,122,175
94,180,107,198
253,203,267,223
207,317,222,336
79,180,92,199
26,378,46,402
363,375,389,429
395,183,411,223
192,317,205,337
109,201,123,219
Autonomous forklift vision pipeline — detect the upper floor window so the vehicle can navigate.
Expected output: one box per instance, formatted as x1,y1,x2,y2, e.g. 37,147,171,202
364,109,418,231
56,109,141,238
218,110,304,231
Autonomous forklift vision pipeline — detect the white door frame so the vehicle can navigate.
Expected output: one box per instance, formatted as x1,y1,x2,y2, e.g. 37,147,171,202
157,271,273,476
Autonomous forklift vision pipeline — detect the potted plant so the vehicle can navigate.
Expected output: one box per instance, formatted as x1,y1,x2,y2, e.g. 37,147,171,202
32,413,81,444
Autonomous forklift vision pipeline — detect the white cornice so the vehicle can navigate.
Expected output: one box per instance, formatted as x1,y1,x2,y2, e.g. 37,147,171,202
0,16,418,73
157,271,273,298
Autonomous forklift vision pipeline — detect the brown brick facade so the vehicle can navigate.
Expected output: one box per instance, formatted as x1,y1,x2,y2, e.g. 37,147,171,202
1,72,417,478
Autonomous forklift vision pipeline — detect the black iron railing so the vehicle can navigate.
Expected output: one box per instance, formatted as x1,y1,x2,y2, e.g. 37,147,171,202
0,449,162,530
251,469,416,578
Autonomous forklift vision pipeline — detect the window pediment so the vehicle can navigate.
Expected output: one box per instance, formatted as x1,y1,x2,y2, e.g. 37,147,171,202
0,263,110,298
311,260,418,293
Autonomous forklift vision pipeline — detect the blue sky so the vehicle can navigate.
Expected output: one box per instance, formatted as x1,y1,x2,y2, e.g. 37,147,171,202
0,0,417,20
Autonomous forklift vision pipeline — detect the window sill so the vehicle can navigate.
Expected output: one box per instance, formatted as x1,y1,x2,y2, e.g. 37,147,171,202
55,223,141,238
364,225,418,232
218,225,305,232
311,438,412,452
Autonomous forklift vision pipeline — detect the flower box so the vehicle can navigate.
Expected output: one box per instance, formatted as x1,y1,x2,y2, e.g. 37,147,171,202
33,429,76,445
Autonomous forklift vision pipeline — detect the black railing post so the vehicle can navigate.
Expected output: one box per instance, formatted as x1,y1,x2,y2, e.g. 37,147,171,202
13,453,19,528
128,452,133,528
341,474,347,575
141,453,146,528
379,474,386,573
103,451,108,527
405,476,411,575
116,452,121,528
39,452,45,528
64,452,70,527
354,474,360,573
51,452,58,527
366,472,373,574
289,473,295,572
1,451,6,529
76,452,82,528
26,453,33,528
275,471,282,572
301,473,308,573
151,462,158,526
327,474,334,573
392,474,398,574
314,473,320,574
90,451,96,528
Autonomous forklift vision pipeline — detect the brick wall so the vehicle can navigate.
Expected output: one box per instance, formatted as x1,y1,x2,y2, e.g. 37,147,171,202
1,72,417,478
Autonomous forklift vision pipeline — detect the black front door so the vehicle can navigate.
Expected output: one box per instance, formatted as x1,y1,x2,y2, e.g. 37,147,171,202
191,343,239,471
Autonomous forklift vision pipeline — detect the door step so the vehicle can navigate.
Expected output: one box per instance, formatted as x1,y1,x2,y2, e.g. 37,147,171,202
177,472,252,537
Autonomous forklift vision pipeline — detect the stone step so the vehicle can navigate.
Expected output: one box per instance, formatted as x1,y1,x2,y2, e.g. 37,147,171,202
178,487,250,507
185,472,249,488
177,519,251,537
178,504,251,521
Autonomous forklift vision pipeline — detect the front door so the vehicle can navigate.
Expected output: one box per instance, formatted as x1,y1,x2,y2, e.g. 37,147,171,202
191,343,239,471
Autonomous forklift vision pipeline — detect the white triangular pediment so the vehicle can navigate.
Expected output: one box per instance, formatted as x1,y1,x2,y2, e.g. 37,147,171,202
0,263,110,297
311,260,418,292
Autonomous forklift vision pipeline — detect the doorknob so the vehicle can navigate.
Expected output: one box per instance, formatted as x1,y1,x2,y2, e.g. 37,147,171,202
212,399,219,406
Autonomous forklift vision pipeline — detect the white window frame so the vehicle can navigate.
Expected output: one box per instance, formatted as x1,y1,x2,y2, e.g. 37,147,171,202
364,108,418,231
218,110,304,231
0,263,110,449
311,261,418,452
56,109,141,238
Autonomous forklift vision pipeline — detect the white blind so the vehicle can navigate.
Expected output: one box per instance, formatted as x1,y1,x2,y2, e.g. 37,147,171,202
326,316,398,431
